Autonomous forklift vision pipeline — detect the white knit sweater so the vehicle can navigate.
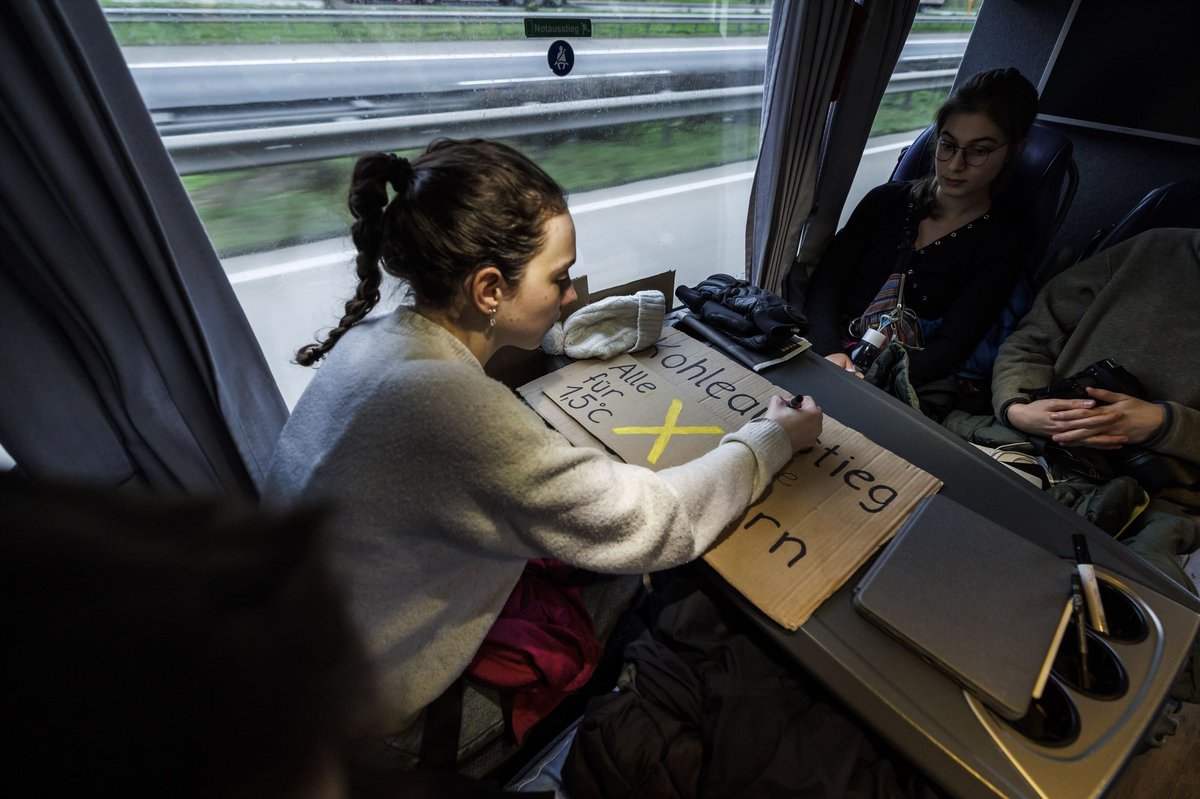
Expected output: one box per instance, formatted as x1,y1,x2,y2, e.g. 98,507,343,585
264,306,792,733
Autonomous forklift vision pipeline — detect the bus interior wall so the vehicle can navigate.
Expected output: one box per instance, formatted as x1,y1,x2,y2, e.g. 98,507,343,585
957,0,1200,263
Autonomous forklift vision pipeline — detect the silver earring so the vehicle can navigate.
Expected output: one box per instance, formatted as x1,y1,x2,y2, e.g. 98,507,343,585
488,307,497,328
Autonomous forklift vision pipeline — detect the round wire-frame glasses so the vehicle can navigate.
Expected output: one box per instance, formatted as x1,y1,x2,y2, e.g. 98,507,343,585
934,138,1008,167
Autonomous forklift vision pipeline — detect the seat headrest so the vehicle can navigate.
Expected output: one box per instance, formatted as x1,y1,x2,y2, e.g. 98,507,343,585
1084,179,1200,258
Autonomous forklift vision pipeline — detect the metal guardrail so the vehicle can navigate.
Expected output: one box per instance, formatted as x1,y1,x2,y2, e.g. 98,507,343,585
166,86,763,173
893,68,958,93
164,70,956,174
912,12,977,24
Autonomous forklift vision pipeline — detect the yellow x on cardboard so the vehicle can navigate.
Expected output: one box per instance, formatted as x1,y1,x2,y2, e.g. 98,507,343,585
612,398,725,464
539,353,731,470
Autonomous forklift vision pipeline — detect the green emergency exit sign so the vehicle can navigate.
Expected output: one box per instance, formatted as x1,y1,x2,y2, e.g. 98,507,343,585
524,18,592,38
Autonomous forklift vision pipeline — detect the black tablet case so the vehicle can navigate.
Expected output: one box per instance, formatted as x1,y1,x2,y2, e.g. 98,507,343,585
853,494,1076,720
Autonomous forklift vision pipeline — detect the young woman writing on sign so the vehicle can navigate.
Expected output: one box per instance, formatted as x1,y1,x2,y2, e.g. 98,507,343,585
264,139,822,763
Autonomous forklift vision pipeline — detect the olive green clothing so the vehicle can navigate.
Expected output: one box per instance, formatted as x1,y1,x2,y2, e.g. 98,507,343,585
992,228,1200,503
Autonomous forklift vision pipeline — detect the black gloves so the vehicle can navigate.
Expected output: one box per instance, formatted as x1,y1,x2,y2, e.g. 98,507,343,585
675,274,808,351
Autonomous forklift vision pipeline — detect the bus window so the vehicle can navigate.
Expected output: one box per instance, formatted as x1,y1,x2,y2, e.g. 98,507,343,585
104,2,771,406
103,2,973,406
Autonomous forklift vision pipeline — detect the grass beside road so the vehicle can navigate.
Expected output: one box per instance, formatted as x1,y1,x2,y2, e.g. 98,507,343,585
110,19,770,45
872,88,945,140
121,23,772,45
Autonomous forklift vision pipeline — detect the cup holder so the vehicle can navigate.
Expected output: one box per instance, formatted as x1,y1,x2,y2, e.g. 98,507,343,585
1053,621,1128,700
1090,581,1149,644
1004,676,1080,747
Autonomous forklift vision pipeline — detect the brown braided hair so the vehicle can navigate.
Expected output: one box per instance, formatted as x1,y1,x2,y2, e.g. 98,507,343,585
295,139,567,366
909,68,1039,219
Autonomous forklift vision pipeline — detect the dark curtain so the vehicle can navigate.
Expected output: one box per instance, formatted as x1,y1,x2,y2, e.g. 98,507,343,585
792,0,922,282
0,1,287,495
746,0,855,294
748,0,922,296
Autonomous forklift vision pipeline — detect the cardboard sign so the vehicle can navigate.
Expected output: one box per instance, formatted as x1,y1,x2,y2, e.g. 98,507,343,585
521,327,942,630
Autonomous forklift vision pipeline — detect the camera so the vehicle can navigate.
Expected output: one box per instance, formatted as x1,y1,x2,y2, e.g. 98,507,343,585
1028,359,1200,492
1027,358,1146,403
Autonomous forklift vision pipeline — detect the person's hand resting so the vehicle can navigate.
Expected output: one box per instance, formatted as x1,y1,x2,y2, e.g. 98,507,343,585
824,352,863,377
1006,387,1166,449
764,394,823,453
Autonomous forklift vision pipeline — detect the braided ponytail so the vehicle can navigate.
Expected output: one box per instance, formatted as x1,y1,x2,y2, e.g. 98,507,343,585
295,153,412,366
295,139,566,367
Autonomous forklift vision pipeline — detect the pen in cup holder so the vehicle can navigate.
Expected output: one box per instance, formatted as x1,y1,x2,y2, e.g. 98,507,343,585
1071,573,1091,692
1073,533,1109,635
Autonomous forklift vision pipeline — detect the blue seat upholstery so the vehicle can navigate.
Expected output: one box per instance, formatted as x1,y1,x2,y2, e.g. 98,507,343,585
890,121,1078,282
1077,178,1200,260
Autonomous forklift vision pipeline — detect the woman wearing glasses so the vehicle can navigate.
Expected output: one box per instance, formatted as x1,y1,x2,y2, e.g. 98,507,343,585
800,68,1039,403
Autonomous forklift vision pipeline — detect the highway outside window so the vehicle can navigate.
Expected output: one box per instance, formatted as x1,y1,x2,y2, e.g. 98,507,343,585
103,0,971,406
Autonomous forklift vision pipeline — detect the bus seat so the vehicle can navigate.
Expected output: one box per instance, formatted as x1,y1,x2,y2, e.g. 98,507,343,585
889,122,1078,381
890,121,1078,281
1077,179,1200,260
